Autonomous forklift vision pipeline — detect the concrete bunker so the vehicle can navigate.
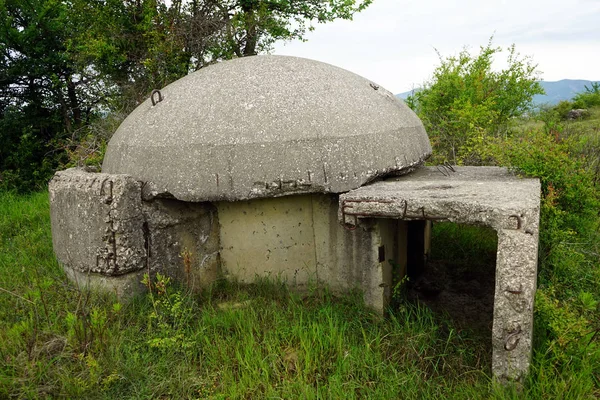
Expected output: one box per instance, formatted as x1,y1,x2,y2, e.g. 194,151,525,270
48,55,540,382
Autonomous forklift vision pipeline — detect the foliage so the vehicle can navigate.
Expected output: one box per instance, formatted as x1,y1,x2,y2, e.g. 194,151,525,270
1,187,600,397
0,193,491,398
409,40,600,390
212,0,372,57
545,83,600,121
0,0,90,191
572,82,600,109
481,112,600,381
406,39,543,165
406,42,599,374
550,100,578,120
142,273,197,352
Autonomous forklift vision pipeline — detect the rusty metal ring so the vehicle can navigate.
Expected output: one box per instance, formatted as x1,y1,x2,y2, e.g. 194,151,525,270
504,325,522,351
151,89,163,106
342,223,358,231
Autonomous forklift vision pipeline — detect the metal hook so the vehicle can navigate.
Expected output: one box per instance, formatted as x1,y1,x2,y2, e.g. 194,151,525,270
504,325,522,351
436,165,449,177
443,161,456,172
151,89,163,106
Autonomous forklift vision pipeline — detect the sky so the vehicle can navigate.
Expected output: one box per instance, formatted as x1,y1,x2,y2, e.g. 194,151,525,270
272,0,600,94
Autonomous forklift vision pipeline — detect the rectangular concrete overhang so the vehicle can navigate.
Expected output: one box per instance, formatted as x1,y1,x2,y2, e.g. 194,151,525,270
339,166,541,382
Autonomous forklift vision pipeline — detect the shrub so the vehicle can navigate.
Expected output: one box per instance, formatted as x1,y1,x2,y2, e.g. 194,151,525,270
486,125,600,370
572,82,600,109
0,109,68,193
550,100,576,120
406,38,543,165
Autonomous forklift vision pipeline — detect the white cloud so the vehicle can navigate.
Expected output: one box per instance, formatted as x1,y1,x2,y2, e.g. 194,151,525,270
273,0,600,93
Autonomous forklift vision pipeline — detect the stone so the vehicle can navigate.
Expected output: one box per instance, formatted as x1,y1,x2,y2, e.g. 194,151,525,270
567,108,589,120
102,55,431,202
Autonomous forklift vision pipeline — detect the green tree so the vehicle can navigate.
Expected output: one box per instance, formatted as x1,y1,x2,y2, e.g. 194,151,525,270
214,0,372,57
0,0,95,191
406,39,544,165
76,0,373,104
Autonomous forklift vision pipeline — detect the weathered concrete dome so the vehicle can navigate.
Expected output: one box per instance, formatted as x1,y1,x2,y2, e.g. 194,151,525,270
102,55,431,201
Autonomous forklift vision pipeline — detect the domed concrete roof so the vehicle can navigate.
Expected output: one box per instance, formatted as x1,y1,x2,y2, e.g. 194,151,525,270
102,55,431,202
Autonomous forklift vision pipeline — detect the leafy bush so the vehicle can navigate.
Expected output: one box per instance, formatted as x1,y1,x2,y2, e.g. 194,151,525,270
549,100,576,120
485,123,600,373
406,39,543,165
572,82,600,109
410,38,599,384
61,111,128,169
545,83,600,122
0,108,67,193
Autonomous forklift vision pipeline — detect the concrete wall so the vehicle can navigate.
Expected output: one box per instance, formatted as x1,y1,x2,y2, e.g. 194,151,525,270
49,169,220,296
49,169,147,296
50,169,414,312
49,169,146,276
143,198,221,292
217,194,407,313
216,195,317,285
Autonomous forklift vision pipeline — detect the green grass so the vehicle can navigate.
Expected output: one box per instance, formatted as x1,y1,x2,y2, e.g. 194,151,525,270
429,222,498,267
0,192,598,398
0,191,492,398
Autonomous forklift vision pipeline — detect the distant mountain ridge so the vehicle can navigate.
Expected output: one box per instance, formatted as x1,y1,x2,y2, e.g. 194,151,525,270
396,79,598,106
533,80,597,105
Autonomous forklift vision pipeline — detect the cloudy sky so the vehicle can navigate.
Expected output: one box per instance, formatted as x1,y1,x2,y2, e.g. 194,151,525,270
272,0,600,94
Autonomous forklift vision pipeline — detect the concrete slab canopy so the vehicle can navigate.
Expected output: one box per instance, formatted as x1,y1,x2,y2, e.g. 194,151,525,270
102,55,431,202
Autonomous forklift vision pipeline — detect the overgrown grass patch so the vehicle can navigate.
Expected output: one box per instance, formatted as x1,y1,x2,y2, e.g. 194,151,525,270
0,191,599,398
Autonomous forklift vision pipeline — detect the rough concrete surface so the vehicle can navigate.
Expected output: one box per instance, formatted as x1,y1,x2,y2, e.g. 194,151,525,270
49,168,146,276
493,229,539,381
49,169,222,295
64,268,148,299
50,162,539,381
339,166,541,381
103,55,431,202
143,198,221,291
50,168,399,312
216,193,405,313
339,166,540,231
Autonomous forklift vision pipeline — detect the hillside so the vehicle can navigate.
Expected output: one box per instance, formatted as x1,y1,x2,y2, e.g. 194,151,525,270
533,79,597,105
396,79,598,105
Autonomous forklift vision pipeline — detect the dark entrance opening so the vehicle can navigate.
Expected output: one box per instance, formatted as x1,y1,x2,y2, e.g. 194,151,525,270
406,221,498,345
